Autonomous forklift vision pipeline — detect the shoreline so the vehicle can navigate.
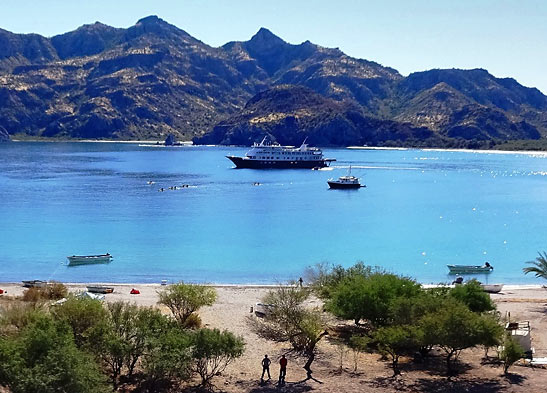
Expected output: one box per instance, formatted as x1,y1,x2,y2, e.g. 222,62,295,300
1,282,545,290
7,139,547,155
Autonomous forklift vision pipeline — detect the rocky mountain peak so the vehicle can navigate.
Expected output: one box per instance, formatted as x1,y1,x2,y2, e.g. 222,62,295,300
249,27,285,46
136,15,164,26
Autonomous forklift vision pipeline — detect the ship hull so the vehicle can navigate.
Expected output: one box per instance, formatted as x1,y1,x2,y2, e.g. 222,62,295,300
327,181,362,189
227,156,330,169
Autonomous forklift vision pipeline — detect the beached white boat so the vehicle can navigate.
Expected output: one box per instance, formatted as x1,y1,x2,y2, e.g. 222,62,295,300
480,284,503,293
447,263,493,274
67,253,113,265
86,286,114,294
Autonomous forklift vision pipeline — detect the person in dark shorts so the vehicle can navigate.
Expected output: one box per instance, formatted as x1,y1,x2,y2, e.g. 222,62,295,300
261,354,271,381
278,355,287,385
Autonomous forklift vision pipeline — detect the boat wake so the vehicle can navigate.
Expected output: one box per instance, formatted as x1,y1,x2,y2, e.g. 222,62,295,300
331,165,420,171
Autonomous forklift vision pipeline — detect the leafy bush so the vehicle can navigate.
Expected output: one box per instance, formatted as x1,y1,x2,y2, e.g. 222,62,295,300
141,325,194,392
0,314,108,393
157,282,217,326
449,280,495,313
373,325,423,375
499,334,525,374
419,299,503,375
326,271,422,326
192,328,245,387
51,296,108,348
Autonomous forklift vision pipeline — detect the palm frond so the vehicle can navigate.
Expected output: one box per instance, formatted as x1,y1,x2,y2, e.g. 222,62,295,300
522,251,547,279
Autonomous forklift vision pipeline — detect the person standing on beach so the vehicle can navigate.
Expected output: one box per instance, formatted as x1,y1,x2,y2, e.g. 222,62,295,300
261,354,271,381
278,355,287,385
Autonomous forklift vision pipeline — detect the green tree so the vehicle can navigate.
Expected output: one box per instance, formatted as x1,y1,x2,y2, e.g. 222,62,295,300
326,272,422,326
449,280,495,313
499,334,525,375
373,325,423,376
141,325,194,393
305,262,375,299
157,282,217,326
349,335,371,372
192,328,245,387
51,296,108,348
523,251,547,280
0,314,108,393
248,286,328,382
420,299,503,375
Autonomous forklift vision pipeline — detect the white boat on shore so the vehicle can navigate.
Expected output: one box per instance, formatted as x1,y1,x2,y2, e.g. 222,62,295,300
480,284,503,293
67,253,113,266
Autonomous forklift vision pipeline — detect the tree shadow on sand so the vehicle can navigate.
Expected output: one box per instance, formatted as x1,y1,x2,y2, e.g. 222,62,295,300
504,372,527,385
408,377,506,393
247,380,314,393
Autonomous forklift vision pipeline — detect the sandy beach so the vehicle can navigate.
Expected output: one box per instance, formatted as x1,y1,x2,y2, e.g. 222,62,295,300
1,282,547,392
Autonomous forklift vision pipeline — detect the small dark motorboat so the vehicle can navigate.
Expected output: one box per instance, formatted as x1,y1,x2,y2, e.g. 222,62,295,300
327,166,365,189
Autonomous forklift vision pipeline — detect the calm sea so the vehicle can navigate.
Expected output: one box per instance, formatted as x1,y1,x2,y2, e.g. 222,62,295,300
1,142,547,285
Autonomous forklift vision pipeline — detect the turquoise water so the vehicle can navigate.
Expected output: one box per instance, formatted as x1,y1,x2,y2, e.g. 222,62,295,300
1,142,547,284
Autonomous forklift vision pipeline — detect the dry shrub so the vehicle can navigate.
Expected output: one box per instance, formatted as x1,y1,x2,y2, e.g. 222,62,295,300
22,287,43,302
22,282,68,302
183,313,202,329
45,282,68,300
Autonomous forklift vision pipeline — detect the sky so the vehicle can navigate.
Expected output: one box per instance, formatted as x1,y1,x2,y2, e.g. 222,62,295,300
2,0,546,93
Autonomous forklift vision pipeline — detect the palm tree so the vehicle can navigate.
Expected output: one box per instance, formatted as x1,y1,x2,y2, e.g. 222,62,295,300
523,251,547,280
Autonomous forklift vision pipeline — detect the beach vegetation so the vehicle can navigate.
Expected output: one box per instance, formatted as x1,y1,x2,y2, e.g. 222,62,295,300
192,328,245,387
0,303,43,334
51,296,108,348
499,334,525,375
523,251,547,280
248,286,328,382
449,279,495,313
419,299,503,375
157,282,217,327
21,282,68,303
305,261,376,299
140,324,194,393
94,302,169,386
0,313,109,393
325,270,422,327
348,335,371,372
373,324,424,376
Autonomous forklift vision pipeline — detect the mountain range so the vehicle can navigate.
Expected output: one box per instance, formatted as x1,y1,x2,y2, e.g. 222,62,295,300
1,15,546,148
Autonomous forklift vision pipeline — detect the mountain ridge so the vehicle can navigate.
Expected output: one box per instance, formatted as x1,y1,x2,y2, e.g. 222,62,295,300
0,16,546,148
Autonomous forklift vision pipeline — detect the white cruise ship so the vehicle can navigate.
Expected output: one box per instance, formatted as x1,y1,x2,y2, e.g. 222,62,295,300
226,137,335,169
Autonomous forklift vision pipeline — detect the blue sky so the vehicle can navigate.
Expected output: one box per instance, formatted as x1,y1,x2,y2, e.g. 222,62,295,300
2,0,546,93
